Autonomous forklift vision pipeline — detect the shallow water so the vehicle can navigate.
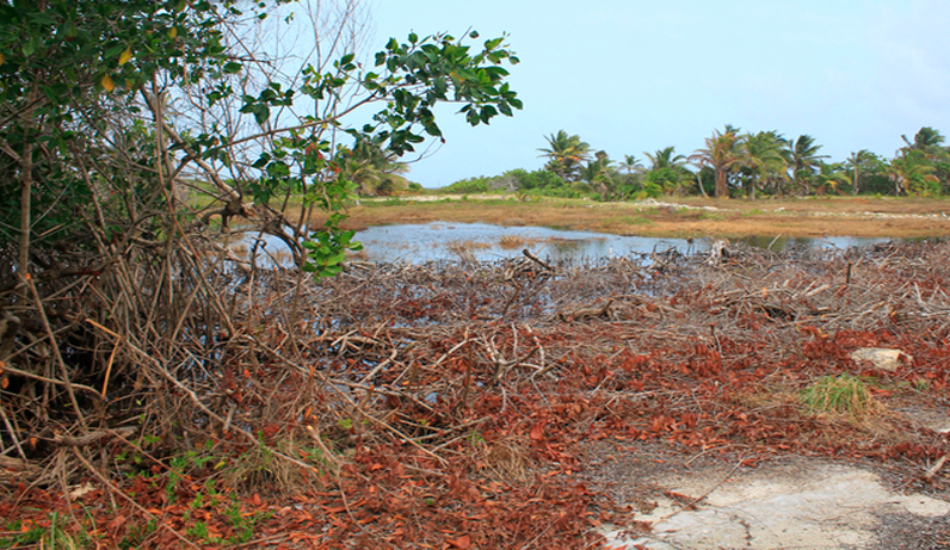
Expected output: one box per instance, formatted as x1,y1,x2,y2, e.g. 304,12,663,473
348,222,889,264
243,222,892,265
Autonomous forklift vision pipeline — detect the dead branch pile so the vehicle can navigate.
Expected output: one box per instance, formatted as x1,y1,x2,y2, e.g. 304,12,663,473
3,237,950,548
2,238,948,486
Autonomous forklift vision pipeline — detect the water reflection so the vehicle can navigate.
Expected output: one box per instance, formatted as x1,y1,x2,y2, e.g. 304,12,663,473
345,222,889,264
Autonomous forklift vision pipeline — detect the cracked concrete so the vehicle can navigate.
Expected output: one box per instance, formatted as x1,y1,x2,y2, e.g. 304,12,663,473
602,460,950,550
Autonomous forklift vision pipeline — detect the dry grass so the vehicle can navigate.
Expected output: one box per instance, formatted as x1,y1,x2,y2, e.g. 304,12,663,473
498,235,526,249
478,436,533,481
295,196,950,239
222,434,327,495
447,240,491,253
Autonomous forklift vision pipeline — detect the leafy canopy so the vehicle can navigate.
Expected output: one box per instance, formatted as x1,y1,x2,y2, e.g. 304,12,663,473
0,0,522,277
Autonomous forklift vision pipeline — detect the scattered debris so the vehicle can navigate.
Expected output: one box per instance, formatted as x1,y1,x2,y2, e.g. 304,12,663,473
3,239,950,548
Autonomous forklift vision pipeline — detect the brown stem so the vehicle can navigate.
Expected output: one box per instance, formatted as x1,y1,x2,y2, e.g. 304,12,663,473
17,116,34,279
26,274,89,429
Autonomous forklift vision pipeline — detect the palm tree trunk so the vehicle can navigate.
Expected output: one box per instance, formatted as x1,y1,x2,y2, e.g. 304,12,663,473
715,168,728,198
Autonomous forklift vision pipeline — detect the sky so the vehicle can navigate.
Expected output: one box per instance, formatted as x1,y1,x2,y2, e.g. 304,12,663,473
361,0,950,188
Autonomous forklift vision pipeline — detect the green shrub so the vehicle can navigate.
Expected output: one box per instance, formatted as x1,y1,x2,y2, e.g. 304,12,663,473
507,168,565,191
440,177,491,194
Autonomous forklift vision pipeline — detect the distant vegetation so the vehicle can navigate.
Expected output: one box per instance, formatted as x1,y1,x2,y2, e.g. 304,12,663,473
414,126,950,201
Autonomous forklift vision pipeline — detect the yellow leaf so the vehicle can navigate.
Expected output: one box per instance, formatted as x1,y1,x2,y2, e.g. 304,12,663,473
119,47,132,65
101,75,115,92
168,26,178,39
0,52,5,67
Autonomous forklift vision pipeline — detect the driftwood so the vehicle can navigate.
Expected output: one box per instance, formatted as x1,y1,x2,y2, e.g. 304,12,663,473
558,299,614,321
51,427,137,447
924,454,948,482
707,239,731,266
522,248,555,272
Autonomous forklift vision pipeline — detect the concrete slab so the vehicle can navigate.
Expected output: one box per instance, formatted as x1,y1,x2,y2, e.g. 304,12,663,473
603,460,950,550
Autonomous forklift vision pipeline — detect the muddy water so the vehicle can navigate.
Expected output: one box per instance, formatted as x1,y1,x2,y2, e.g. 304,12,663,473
348,222,888,264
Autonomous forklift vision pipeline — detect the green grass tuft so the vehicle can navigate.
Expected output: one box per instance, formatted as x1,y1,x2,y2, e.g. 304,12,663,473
799,374,877,417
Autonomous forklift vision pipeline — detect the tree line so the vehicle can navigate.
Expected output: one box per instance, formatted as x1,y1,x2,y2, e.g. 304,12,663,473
436,126,950,200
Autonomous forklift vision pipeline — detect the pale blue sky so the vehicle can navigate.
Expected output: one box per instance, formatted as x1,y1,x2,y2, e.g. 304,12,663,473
367,1,950,187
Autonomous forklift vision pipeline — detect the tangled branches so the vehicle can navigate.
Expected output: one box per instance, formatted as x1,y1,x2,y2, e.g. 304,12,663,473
2,236,950,547
2,239,948,483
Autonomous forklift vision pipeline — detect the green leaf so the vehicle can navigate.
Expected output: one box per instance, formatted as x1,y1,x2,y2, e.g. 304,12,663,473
423,122,442,137
105,43,127,59
485,37,504,50
27,11,58,26
254,105,270,125
22,37,38,57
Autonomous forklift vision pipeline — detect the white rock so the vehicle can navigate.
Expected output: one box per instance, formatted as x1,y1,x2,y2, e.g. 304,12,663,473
849,347,912,372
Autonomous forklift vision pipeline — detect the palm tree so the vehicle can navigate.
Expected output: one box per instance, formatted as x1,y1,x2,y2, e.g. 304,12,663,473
814,162,850,195
888,149,939,195
786,135,828,195
845,150,874,195
898,127,950,194
579,150,617,200
537,130,591,181
739,131,787,199
341,140,409,196
620,154,645,176
645,146,687,171
689,126,741,198
644,147,692,196
616,155,645,198
901,127,945,152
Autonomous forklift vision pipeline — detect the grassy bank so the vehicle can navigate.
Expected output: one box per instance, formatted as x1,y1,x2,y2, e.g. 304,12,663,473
291,195,950,239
